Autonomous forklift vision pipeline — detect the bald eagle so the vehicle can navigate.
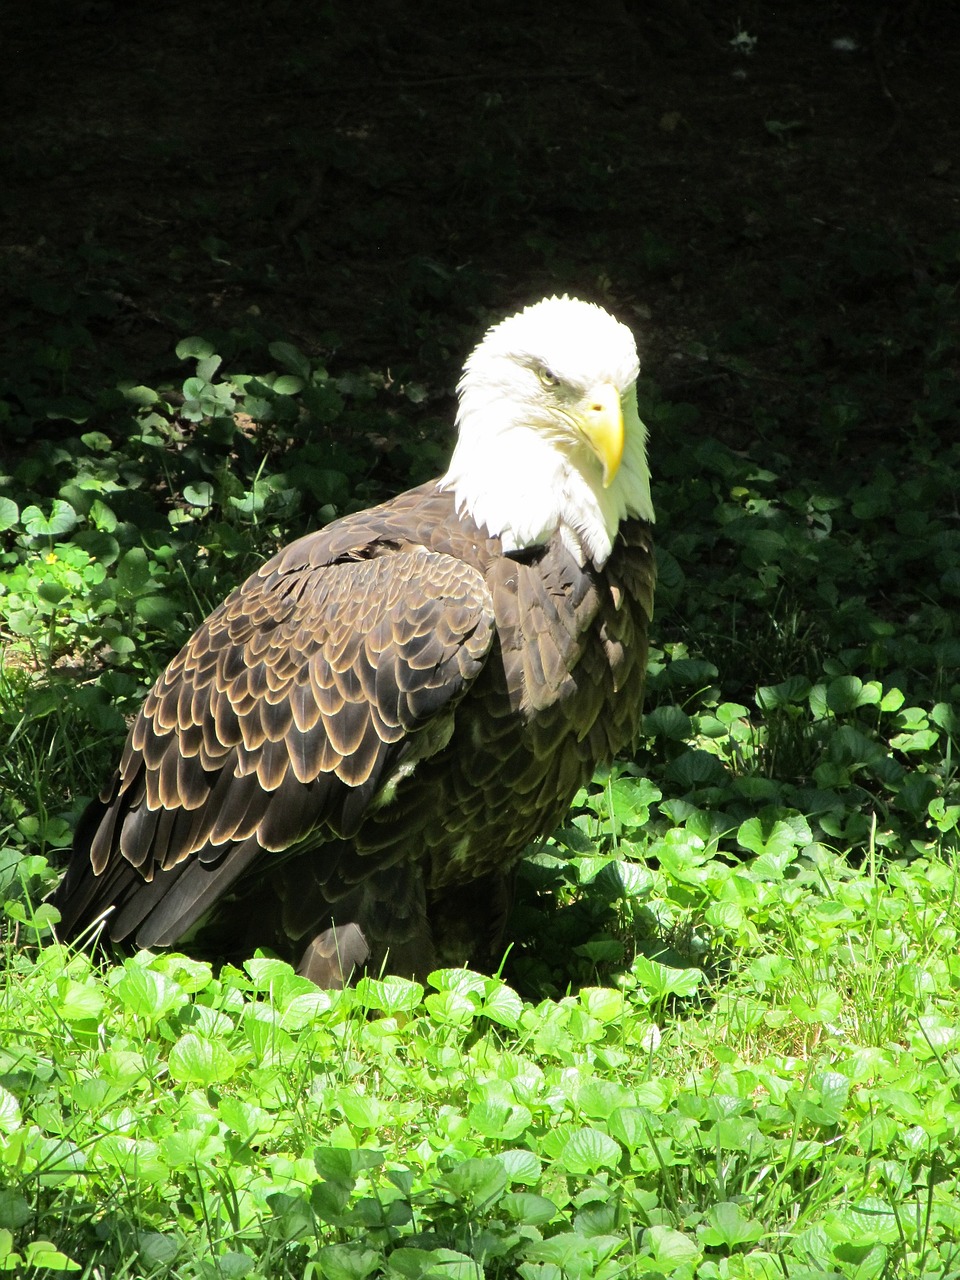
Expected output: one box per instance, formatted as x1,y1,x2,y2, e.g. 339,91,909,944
51,296,656,986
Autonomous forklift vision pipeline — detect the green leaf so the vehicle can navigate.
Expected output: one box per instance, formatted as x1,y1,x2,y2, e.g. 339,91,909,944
608,1106,655,1153
313,1147,385,1181
137,1233,180,1265
176,336,216,359
54,979,105,1023
440,1157,507,1208
526,1232,624,1273
387,1249,482,1279
577,1078,636,1119
0,1191,30,1230
337,1092,388,1130
196,354,222,382
114,965,185,1020
698,1200,765,1247
559,1126,621,1174
218,1097,268,1142
245,955,297,988
241,394,272,421
644,704,692,740
73,529,119,563
0,498,18,532
243,1007,296,1062
269,340,312,379
809,682,829,719
608,776,658,827
737,815,806,857
665,748,728,788
314,1244,381,1280
653,545,685,595
889,728,939,753
631,955,703,999
813,1071,850,1124
827,675,880,713
135,595,180,626
481,978,523,1028
429,965,487,994
824,1197,900,1248
498,1148,542,1185
87,498,118,532
21,500,79,538
22,1241,80,1272
168,1032,238,1084
665,657,719,687
468,1097,532,1141
579,986,626,1022
116,547,150,593
183,482,214,509
930,701,960,733
643,1225,700,1269
46,396,93,424
280,989,337,1028
789,987,842,1024
0,1088,21,1135
500,1191,559,1226
119,384,158,406
36,581,67,606
609,857,652,899
424,988,477,1025
382,1248,440,1278
354,974,424,1013
928,797,960,833
756,674,811,709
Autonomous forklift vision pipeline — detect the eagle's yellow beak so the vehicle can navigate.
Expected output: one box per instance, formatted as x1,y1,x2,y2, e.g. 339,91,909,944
580,382,625,488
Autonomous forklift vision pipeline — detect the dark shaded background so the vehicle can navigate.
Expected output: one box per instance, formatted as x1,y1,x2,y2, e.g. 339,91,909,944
3,0,957,435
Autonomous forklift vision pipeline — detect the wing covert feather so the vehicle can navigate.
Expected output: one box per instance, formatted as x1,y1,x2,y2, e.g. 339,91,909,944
101,543,495,891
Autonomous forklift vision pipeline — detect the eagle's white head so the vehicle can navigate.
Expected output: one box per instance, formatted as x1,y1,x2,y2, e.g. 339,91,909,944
439,295,654,568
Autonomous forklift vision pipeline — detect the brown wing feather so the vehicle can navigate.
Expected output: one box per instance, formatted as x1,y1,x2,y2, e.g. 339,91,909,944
54,498,496,948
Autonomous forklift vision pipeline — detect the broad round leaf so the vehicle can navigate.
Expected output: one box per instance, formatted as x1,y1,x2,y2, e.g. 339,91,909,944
481,979,523,1028
0,1189,31,1228
114,966,185,1020
116,547,150,593
643,1224,701,1269
355,974,424,1014
559,1126,621,1175
176,336,216,359
500,1192,559,1227
0,498,18,532
168,1032,238,1085
440,1157,507,1208
269,340,312,379
21,500,79,539
498,1148,542,1185
0,1086,21,1135
314,1244,381,1280
643,704,692,740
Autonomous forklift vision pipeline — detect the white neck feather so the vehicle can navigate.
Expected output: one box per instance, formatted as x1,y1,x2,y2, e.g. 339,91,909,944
439,383,654,568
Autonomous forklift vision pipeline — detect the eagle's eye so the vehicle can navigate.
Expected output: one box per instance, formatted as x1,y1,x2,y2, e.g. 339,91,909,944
538,366,560,389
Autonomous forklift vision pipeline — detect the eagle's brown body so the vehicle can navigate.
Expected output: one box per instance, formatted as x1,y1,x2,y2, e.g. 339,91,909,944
52,482,655,984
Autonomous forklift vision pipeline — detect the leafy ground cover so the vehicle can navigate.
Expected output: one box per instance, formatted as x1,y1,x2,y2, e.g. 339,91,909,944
2,1,960,1275
3,842,960,1280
